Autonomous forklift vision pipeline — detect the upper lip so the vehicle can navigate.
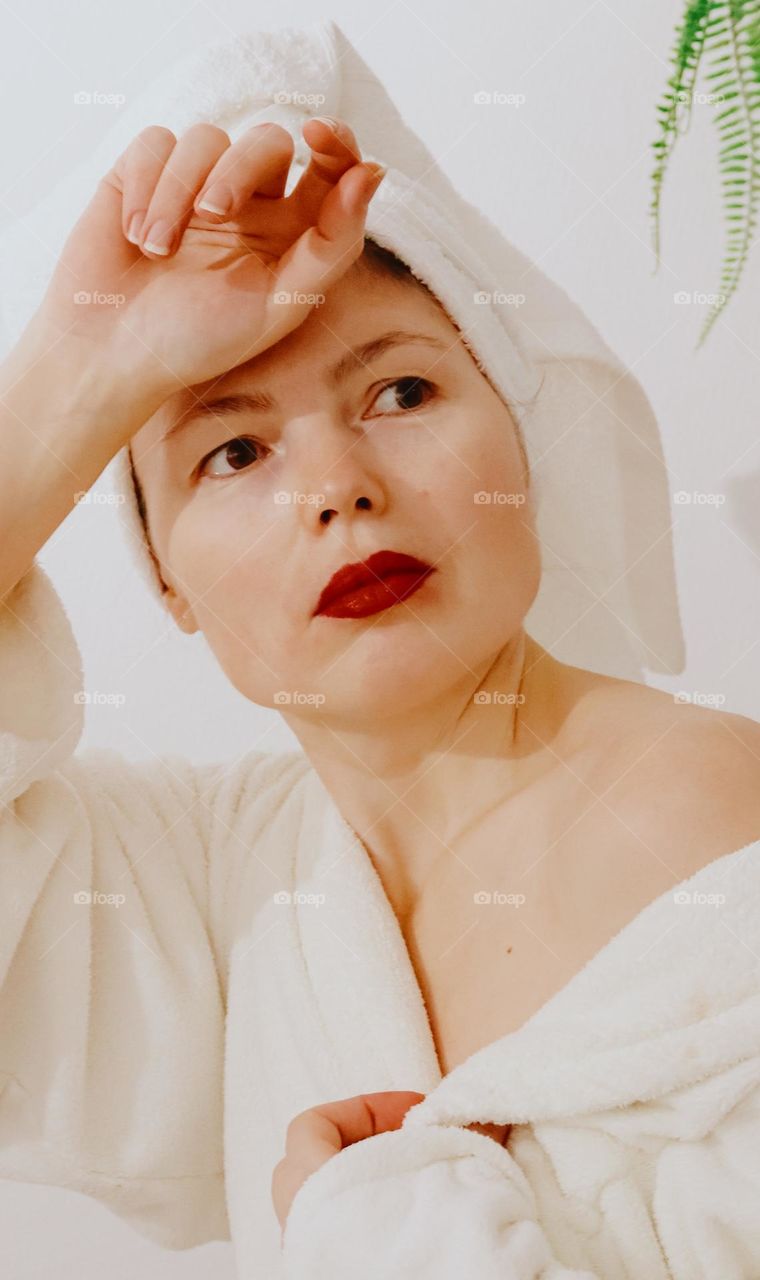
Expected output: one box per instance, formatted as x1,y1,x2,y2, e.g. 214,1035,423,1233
313,549,435,616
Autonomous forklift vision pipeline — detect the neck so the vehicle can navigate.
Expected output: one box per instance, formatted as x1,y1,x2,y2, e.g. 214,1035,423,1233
283,630,584,911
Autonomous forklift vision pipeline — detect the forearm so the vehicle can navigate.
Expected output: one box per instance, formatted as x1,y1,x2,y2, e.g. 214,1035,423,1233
0,312,166,603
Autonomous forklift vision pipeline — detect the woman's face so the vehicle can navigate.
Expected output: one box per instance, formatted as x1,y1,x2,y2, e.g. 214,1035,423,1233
129,263,542,725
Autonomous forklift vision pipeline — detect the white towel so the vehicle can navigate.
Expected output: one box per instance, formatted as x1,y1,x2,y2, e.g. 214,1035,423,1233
0,18,685,682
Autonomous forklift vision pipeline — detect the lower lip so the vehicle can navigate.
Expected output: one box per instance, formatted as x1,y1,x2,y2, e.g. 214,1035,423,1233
316,569,434,619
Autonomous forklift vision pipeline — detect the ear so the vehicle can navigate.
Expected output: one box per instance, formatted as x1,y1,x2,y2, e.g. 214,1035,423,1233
162,583,200,635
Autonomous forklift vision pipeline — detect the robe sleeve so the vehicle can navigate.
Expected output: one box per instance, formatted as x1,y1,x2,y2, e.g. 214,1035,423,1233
0,560,253,1248
281,1122,600,1278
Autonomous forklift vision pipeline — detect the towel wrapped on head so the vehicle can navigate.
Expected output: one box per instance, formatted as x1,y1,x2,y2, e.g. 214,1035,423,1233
0,18,685,683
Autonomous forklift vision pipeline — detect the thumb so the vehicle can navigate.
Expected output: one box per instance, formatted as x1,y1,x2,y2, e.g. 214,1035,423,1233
288,1089,426,1167
265,161,386,332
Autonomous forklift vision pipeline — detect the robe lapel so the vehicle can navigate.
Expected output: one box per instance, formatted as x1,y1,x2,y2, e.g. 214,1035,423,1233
293,766,442,1098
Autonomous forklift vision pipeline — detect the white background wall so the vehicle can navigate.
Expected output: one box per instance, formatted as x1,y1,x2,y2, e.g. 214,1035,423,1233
1,0,759,1275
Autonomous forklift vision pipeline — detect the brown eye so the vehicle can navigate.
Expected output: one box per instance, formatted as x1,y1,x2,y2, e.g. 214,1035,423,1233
198,436,265,479
369,377,435,415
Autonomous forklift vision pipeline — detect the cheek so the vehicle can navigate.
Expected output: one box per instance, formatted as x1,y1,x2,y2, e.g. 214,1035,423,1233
167,500,291,688
169,486,284,599
430,411,530,534
433,423,540,617
477,494,540,595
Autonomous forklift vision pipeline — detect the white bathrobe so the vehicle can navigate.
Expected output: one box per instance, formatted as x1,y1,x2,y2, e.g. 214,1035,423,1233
2,562,760,1280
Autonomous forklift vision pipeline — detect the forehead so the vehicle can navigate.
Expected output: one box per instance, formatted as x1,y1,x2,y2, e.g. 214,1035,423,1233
129,263,452,472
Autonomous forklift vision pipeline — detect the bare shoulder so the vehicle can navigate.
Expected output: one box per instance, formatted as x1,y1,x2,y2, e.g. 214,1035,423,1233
565,666,760,878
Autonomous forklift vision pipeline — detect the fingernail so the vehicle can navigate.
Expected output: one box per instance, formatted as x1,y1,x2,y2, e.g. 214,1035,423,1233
142,219,174,255
126,210,146,245
364,163,387,188
197,184,231,216
312,115,341,132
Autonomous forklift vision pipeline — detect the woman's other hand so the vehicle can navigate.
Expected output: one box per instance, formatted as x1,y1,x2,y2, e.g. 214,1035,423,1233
271,1089,511,1233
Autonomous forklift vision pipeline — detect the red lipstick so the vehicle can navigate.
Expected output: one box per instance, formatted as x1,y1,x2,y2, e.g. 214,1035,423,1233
313,549,435,619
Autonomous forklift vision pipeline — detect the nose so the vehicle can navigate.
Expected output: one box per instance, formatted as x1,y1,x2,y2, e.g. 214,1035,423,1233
287,413,386,527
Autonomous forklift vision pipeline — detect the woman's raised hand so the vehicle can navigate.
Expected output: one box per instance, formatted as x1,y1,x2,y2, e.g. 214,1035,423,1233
36,117,385,399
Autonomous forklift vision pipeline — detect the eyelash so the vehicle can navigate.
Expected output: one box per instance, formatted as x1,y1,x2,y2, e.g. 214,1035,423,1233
194,376,438,480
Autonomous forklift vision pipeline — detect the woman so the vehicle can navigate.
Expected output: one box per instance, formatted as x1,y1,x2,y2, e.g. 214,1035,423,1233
2,49,760,1280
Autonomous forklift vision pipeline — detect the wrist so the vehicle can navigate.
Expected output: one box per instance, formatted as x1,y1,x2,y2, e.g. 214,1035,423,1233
4,309,172,436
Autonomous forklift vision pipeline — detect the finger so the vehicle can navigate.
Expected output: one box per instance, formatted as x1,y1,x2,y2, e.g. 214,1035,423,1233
263,160,386,342
284,1090,424,1163
136,122,232,258
108,126,178,248
193,121,295,218
289,117,363,214
271,1156,311,1233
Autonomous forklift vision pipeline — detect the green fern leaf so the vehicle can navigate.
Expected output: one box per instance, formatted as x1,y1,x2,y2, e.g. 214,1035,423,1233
699,0,760,344
651,0,713,264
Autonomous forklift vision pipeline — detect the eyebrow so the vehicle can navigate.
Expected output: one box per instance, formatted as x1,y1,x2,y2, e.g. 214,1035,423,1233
161,331,450,443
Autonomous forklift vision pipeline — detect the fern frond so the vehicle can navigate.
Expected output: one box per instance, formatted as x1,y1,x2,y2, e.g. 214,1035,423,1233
698,0,760,344
650,0,714,266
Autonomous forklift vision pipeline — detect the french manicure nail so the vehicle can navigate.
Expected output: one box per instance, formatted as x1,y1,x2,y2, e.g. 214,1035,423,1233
197,184,231,216
142,219,173,255
126,210,145,245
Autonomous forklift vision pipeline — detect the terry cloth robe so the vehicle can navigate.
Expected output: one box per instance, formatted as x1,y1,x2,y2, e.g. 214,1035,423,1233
2,562,760,1280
